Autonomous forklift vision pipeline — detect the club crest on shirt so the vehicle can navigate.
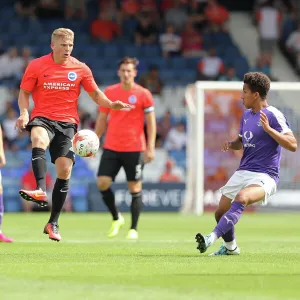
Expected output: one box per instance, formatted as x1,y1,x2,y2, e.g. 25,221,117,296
244,131,253,142
128,95,137,104
68,72,77,81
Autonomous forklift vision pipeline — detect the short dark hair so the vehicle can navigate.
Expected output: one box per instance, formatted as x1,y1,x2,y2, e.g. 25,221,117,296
118,57,139,69
243,72,270,99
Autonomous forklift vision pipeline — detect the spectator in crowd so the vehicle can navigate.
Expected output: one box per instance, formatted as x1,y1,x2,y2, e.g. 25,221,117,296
21,47,34,72
65,0,87,20
90,10,121,42
11,130,31,152
135,17,158,45
0,47,24,82
205,0,229,31
197,47,225,80
159,24,182,58
286,22,300,68
188,0,207,32
15,0,37,19
160,0,175,14
121,0,140,20
165,122,187,151
2,108,18,149
164,0,188,32
139,65,163,95
250,54,272,78
206,166,229,188
159,159,181,182
256,0,282,61
181,22,204,57
218,66,239,81
35,0,64,19
156,110,173,146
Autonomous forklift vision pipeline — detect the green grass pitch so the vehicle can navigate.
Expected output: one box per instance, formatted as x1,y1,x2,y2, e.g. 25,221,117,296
1,212,300,300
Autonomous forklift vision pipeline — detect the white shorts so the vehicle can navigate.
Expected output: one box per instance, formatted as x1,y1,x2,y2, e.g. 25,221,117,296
219,170,277,205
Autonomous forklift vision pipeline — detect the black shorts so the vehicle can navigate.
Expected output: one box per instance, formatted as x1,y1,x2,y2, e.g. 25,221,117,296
97,149,144,181
26,117,77,164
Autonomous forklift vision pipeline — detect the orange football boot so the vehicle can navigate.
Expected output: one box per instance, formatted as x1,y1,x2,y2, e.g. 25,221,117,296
19,188,48,207
43,223,61,242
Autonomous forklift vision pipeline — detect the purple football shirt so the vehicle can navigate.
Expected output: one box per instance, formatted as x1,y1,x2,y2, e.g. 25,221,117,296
237,106,292,183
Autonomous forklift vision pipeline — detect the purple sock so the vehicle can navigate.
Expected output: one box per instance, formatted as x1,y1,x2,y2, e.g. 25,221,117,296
213,202,244,238
223,227,235,242
0,193,3,227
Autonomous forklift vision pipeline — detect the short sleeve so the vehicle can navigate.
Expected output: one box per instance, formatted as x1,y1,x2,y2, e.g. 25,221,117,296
98,88,110,114
269,109,292,134
20,60,38,92
143,89,155,114
238,116,243,137
81,64,98,93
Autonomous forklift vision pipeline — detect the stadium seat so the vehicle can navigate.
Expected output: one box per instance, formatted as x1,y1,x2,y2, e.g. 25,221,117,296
104,44,120,57
72,197,88,212
4,197,22,212
140,45,161,57
170,57,187,70
122,45,141,57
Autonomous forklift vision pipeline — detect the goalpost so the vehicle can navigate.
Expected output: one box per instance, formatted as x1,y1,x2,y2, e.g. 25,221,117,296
183,81,300,215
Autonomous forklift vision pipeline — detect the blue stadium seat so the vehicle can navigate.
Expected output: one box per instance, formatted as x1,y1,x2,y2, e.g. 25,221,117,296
140,45,160,57
104,44,120,57
233,56,249,79
170,57,187,70
122,45,141,57
4,197,22,212
72,197,88,212
70,185,87,197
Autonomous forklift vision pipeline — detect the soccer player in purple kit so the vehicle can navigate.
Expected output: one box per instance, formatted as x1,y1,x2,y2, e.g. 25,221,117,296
196,72,297,256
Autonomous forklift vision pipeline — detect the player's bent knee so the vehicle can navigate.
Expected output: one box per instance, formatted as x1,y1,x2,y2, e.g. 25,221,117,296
55,158,73,179
128,181,142,194
97,177,111,191
31,134,49,149
234,191,249,206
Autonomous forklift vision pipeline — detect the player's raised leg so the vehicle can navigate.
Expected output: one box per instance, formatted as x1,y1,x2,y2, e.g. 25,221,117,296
97,175,124,238
44,157,73,242
209,195,240,256
19,126,50,207
196,184,265,253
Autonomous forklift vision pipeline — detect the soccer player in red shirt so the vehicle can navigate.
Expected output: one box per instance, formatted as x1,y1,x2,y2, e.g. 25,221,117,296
15,28,130,242
95,57,156,240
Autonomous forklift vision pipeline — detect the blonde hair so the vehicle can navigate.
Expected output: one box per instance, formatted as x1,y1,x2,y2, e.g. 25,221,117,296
51,28,74,42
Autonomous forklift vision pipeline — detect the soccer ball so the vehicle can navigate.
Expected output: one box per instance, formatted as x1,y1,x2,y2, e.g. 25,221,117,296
72,129,99,157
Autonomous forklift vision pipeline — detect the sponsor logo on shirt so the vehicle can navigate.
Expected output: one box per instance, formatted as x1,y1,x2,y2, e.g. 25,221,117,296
257,121,262,127
243,130,255,148
43,82,76,90
128,95,137,104
68,71,77,81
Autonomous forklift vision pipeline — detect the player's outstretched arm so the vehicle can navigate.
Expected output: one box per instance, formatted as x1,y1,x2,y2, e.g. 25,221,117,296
95,112,108,138
222,136,243,152
0,125,6,168
15,89,30,130
88,89,131,110
145,111,156,163
260,111,297,152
